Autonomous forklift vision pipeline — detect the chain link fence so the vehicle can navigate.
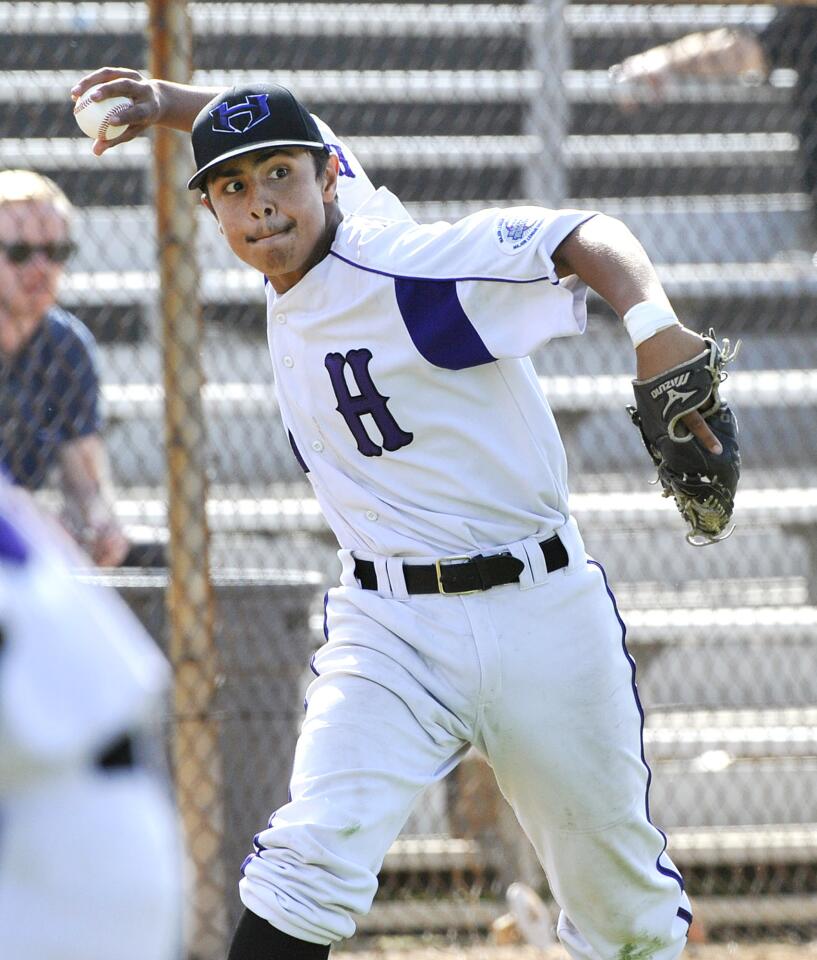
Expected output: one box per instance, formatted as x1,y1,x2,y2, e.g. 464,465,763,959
1,0,816,955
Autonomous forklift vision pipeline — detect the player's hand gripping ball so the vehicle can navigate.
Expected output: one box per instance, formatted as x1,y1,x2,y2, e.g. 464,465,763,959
73,83,133,141
627,332,741,546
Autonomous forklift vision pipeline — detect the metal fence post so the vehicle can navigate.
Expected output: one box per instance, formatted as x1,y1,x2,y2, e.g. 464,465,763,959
525,0,569,205
148,2,227,956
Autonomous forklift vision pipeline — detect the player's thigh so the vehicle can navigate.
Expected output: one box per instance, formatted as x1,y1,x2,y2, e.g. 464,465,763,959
482,559,649,832
252,587,472,867
285,674,465,863
240,592,473,942
0,767,183,960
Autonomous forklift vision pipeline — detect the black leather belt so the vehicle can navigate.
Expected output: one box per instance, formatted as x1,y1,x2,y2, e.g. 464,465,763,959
354,535,569,596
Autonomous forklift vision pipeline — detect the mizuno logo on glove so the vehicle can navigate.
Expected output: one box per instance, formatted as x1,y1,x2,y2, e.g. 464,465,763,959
660,387,696,416
650,371,691,399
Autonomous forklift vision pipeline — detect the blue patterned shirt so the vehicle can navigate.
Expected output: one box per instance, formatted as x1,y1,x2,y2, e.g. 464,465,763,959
0,307,101,489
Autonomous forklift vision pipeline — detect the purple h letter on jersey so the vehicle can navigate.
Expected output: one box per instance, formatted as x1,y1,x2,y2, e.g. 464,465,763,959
325,349,413,457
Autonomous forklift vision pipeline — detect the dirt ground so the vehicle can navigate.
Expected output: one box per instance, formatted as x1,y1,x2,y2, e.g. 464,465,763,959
341,943,817,960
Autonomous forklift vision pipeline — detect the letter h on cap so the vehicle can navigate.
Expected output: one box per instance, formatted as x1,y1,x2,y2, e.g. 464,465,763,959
210,94,271,134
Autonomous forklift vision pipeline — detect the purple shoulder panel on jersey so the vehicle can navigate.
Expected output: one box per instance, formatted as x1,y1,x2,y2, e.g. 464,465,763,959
0,512,29,565
393,278,495,370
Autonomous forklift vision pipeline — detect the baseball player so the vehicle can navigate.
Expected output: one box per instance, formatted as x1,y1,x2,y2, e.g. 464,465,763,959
71,69,736,960
0,479,184,959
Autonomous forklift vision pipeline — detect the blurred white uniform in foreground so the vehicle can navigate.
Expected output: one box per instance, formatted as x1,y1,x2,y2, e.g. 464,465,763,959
0,482,183,960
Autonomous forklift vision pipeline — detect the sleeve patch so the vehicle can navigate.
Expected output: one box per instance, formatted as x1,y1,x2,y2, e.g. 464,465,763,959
494,214,545,255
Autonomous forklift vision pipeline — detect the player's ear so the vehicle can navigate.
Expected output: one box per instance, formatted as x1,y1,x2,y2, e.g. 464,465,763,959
200,195,224,234
200,193,217,217
322,154,340,203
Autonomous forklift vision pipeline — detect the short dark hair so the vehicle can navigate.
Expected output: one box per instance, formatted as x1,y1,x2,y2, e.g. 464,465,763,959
309,148,330,180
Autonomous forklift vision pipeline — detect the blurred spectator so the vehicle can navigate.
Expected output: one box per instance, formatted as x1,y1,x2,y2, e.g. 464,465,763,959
0,169,130,565
0,480,185,959
609,7,817,222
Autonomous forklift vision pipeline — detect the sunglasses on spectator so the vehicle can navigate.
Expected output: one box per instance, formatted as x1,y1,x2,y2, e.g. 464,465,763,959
0,241,76,264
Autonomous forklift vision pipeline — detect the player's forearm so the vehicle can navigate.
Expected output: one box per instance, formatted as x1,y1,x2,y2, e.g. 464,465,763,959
154,80,225,132
553,214,671,318
553,214,707,375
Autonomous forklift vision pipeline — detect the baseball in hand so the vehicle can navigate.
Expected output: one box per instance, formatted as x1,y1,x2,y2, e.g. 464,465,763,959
73,84,132,141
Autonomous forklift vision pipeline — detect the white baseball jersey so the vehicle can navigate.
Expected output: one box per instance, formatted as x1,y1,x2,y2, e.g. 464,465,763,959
265,185,595,556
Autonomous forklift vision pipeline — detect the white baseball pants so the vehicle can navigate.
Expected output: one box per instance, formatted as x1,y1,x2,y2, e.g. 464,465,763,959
241,521,692,959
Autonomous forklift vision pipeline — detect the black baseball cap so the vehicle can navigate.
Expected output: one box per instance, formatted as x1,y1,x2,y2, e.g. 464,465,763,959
187,83,328,191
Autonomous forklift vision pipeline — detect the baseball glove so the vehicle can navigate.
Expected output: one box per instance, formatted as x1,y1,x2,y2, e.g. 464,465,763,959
626,332,741,546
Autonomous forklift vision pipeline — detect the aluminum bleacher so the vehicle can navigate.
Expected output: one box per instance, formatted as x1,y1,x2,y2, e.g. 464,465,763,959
3,2,815,333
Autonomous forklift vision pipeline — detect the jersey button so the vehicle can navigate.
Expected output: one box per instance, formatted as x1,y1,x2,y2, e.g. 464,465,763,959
283,356,294,368
311,440,324,452
365,510,378,521
276,313,286,324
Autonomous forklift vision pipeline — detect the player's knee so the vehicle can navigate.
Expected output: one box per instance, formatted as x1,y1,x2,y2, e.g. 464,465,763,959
557,906,691,960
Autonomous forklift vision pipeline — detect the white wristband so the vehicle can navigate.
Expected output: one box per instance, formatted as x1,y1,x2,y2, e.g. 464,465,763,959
622,301,681,348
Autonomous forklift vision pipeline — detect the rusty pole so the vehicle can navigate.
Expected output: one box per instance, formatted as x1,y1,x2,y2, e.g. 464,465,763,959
148,1,227,955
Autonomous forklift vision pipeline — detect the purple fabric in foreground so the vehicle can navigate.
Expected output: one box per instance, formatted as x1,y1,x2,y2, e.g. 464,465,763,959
0,512,28,565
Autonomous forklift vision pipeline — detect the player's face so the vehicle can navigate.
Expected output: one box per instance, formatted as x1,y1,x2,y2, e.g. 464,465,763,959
0,201,72,324
205,148,340,293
